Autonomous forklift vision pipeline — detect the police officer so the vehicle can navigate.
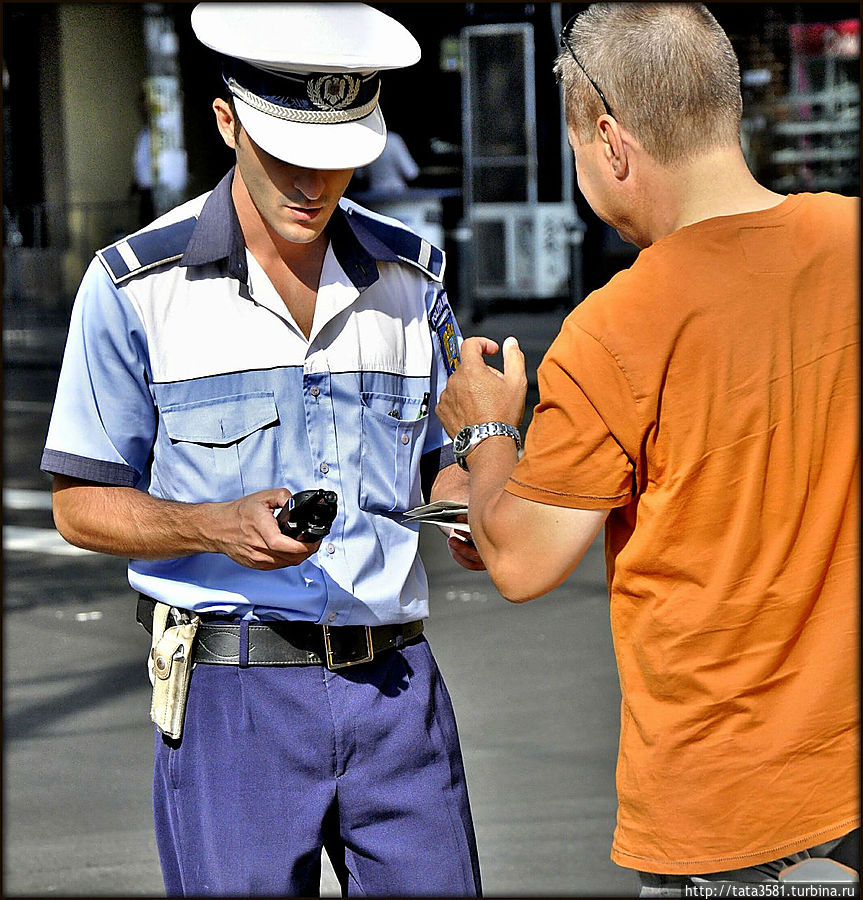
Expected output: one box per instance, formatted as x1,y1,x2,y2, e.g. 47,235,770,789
42,4,483,895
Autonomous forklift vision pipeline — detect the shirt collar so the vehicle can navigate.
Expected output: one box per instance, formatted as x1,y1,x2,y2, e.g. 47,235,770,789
180,168,382,292
327,203,381,292
181,169,248,282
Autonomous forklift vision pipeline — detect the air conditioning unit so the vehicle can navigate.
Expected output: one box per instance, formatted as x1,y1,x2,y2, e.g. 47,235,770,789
469,202,578,299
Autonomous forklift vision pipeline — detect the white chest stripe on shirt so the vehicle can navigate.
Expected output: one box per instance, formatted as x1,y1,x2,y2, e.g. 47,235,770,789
126,244,434,384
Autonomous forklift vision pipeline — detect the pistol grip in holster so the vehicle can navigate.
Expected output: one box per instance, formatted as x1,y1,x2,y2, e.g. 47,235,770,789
148,602,200,741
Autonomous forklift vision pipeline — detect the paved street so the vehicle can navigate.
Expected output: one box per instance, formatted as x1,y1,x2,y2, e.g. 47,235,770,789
3,304,637,897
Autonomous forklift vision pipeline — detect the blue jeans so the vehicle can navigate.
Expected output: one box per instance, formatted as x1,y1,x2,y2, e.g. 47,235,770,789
153,636,482,896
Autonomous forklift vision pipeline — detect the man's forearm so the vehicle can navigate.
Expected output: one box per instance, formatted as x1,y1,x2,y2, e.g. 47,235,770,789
461,438,609,602
52,477,227,558
461,437,521,571
51,475,315,570
434,335,609,599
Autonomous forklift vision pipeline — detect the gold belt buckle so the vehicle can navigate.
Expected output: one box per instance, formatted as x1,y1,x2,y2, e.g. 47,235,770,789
323,625,374,670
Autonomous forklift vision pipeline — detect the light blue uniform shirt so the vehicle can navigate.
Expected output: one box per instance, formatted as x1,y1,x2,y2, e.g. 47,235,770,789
42,170,462,625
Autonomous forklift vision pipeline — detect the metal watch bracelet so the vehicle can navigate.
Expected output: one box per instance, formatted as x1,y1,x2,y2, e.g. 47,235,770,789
454,422,522,470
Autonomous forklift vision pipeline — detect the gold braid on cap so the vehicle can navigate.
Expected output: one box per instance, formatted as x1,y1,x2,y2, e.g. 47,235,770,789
227,77,380,124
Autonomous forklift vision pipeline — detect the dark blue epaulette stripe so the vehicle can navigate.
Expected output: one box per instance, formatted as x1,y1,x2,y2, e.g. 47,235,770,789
97,216,199,285
346,209,445,282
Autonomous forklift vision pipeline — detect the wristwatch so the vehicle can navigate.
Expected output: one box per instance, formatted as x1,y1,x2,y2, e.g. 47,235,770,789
453,422,522,470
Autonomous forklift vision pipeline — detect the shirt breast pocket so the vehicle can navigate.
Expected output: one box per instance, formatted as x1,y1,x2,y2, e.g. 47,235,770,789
358,392,427,513
158,392,283,501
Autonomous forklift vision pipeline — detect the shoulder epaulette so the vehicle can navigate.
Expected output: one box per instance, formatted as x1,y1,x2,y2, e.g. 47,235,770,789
342,202,445,283
97,216,199,285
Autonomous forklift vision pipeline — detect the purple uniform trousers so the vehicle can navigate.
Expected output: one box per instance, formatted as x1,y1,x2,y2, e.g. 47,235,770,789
153,635,482,897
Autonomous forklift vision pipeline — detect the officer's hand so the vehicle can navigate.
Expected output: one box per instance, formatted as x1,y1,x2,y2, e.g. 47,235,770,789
215,489,320,570
445,529,486,571
437,336,527,438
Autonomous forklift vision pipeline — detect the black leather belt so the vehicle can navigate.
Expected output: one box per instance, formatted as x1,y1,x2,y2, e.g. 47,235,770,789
136,596,423,670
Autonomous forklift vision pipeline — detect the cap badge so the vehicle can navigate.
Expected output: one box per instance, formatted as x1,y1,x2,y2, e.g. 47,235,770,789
307,74,362,111
225,65,381,126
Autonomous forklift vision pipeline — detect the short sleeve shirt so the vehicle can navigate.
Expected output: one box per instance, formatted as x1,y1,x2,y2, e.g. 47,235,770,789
507,194,860,871
42,171,461,625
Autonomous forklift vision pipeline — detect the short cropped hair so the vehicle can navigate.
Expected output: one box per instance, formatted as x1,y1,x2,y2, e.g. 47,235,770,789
554,3,743,165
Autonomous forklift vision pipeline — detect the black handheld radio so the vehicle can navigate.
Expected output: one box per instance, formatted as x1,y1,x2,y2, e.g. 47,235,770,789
276,489,338,542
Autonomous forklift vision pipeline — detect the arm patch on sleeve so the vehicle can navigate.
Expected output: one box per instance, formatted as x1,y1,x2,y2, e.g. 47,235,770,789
430,293,460,374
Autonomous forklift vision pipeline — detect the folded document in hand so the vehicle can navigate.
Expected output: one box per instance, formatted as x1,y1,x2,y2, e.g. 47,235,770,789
402,500,471,533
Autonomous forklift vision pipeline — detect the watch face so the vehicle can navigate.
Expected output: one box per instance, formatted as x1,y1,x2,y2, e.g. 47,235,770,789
453,427,473,456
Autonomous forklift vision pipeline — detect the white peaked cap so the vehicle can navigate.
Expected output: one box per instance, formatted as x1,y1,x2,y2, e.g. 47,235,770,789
191,3,421,169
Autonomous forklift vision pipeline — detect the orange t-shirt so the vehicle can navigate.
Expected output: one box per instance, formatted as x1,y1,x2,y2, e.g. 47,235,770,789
507,193,860,873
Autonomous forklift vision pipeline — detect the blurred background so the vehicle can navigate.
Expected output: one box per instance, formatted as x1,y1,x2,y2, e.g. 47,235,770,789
2,3,859,897
3,2,859,354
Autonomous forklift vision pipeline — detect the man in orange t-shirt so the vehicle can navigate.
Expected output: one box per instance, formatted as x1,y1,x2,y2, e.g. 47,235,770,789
437,3,859,893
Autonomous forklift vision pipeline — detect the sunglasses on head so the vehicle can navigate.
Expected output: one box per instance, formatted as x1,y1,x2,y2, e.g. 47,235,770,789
559,14,614,117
